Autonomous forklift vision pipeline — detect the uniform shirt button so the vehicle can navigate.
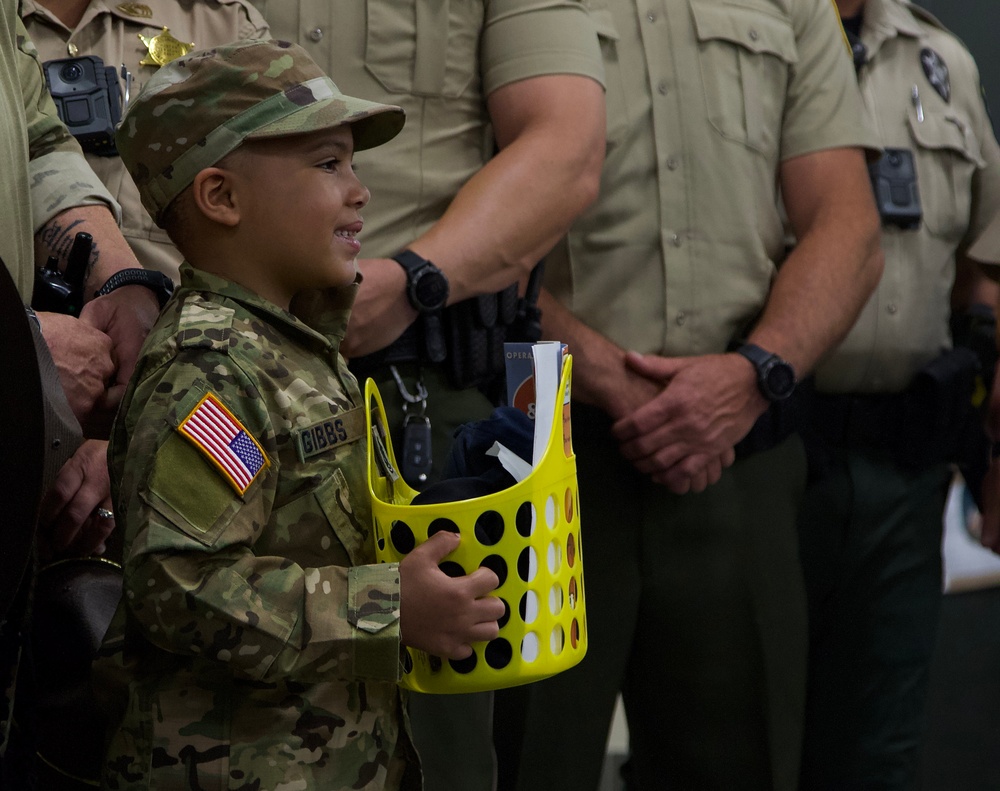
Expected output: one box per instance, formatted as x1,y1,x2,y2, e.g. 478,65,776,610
67,42,79,56
647,12,656,22
670,233,682,247
308,27,324,42
666,157,679,171
749,29,759,41
657,81,669,96
887,303,898,314
676,312,686,326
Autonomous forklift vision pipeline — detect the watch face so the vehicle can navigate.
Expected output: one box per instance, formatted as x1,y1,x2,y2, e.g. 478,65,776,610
412,269,449,311
765,362,796,399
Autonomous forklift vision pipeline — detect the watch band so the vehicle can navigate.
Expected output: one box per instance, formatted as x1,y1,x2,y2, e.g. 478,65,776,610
735,342,796,402
95,268,174,308
734,342,772,371
392,251,448,363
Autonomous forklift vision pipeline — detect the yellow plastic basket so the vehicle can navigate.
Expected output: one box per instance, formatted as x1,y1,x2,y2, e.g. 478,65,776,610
365,356,586,693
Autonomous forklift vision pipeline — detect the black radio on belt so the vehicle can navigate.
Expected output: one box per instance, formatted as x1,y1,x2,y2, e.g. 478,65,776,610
867,147,922,230
44,55,122,156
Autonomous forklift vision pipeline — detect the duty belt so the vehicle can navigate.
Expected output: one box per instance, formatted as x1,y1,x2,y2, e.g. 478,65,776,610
350,282,525,391
807,346,981,468
808,390,910,451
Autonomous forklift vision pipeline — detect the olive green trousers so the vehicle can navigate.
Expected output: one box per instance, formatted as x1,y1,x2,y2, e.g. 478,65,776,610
503,404,809,791
797,446,950,791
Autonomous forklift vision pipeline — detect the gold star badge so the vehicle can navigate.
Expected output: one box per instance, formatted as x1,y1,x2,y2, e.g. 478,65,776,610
116,2,152,17
138,27,194,68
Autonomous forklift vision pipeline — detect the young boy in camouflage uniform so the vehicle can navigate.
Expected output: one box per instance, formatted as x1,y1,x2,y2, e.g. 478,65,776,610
100,39,506,790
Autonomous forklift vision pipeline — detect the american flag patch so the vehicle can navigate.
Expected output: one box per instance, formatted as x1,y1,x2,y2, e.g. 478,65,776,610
178,393,268,495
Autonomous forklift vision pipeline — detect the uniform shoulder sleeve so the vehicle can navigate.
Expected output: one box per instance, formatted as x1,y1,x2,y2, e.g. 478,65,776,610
780,0,880,160
481,0,605,96
15,18,78,162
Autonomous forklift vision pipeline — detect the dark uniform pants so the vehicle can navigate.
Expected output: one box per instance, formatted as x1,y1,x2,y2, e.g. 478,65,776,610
798,447,950,791
505,404,809,791
362,362,497,791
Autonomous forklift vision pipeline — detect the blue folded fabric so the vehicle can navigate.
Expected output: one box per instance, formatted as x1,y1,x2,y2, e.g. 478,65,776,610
411,406,534,505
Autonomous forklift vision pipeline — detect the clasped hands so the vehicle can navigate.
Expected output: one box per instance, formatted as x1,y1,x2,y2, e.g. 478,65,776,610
609,351,768,494
35,285,158,558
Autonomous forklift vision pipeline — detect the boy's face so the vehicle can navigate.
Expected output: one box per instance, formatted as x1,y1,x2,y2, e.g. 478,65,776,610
230,126,370,306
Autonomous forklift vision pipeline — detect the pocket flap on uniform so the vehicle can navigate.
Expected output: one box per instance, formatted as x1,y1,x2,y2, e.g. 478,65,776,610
315,468,370,565
908,110,984,166
588,6,621,41
690,0,797,63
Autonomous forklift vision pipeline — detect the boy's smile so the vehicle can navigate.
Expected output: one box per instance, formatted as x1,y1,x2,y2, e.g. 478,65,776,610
334,221,363,256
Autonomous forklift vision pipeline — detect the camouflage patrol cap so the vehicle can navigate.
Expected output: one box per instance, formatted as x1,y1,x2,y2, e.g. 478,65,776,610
116,39,405,222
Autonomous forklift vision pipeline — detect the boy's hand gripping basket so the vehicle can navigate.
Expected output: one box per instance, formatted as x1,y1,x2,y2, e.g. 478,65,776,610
365,356,586,693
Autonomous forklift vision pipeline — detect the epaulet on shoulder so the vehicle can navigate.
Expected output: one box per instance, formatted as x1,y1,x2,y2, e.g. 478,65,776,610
902,1,949,34
176,299,235,352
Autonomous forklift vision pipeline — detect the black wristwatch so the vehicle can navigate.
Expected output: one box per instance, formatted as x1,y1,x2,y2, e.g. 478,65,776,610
735,343,796,402
392,250,449,313
95,268,174,308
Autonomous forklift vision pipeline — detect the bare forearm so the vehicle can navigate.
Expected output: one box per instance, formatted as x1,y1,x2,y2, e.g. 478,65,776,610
34,204,141,301
409,75,605,304
750,147,883,375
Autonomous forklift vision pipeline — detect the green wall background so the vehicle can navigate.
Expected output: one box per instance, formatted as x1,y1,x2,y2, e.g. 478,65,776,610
915,0,999,135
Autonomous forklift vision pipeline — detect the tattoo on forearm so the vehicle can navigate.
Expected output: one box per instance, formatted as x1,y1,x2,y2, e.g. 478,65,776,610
37,218,101,282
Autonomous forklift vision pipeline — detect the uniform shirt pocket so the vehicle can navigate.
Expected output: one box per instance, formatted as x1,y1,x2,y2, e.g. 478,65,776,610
908,107,984,240
691,0,797,153
364,0,480,98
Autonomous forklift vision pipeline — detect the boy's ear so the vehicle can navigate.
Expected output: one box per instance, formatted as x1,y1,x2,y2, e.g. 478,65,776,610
190,167,241,227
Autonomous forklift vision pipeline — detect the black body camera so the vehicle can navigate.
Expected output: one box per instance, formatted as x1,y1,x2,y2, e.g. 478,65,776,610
44,55,122,156
868,147,922,230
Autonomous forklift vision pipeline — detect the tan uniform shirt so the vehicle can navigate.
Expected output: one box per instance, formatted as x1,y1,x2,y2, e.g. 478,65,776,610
252,0,605,258
1,2,116,303
22,0,269,281
545,0,876,358
813,0,1000,394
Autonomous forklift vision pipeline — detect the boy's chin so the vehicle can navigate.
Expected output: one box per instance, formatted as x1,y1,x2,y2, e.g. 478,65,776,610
320,261,358,289
334,260,359,286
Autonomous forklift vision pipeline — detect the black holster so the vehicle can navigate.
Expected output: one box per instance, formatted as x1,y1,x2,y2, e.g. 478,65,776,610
807,346,984,470
441,283,519,390
351,262,545,396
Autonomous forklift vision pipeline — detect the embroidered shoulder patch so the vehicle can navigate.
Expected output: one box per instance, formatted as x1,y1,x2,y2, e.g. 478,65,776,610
178,393,269,495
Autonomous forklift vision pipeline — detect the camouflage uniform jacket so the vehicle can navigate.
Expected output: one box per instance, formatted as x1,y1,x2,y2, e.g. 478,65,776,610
100,264,411,790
